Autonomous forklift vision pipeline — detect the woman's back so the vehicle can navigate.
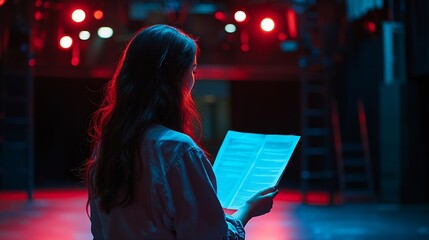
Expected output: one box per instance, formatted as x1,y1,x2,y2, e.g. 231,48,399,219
90,124,234,239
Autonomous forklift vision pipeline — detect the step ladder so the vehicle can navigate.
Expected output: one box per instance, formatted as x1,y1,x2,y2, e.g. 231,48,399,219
299,64,336,204
297,2,339,204
332,99,375,203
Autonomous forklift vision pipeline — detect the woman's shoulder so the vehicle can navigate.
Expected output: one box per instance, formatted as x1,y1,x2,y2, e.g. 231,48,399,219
142,125,210,178
144,124,198,153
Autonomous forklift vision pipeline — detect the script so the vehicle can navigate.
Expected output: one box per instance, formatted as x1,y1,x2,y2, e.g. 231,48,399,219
213,130,300,210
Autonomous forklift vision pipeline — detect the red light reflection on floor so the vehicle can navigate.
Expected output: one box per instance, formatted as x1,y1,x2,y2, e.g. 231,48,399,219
0,188,91,240
246,201,293,240
0,189,334,240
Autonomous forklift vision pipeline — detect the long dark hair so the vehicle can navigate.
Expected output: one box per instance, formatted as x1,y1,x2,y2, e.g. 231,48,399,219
86,24,202,213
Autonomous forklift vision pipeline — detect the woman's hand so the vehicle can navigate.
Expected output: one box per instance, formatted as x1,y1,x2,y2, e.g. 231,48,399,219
245,186,279,217
231,186,279,226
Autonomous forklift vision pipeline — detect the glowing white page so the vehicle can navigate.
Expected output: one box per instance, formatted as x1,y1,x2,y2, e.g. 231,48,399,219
213,130,300,210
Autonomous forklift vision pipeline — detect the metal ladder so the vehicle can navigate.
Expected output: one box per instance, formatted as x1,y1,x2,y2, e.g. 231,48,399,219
299,64,336,204
332,99,375,203
297,2,338,204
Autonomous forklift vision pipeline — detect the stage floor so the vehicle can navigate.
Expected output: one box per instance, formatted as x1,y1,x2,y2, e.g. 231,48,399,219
1,188,429,240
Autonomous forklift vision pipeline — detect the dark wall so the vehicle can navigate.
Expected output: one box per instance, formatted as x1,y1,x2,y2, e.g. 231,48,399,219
341,27,383,197
406,0,429,77
403,0,429,203
34,77,104,186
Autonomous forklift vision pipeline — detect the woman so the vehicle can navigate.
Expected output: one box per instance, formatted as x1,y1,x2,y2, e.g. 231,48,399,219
86,24,278,239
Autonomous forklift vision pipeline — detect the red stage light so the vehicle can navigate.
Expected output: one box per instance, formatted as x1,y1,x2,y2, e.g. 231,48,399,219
59,36,73,49
260,18,275,32
33,38,43,50
71,57,79,66
28,59,36,67
34,0,42,7
0,0,6,7
365,21,376,33
214,11,226,21
34,11,42,20
234,10,247,23
93,10,103,20
286,9,297,38
240,31,249,52
71,9,86,23
278,32,287,41
241,44,249,52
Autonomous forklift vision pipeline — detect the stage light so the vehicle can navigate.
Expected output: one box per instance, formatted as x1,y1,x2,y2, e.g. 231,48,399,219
240,31,249,52
225,24,236,33
33,38,43,50
278,32,287,41
241,44,249,52
34,0,42,7
286,9,297,38
71,9,86,23
79,31,90,40
97,27,113,38
364,21,376,33
214,11,226,21
34,11,42,21
28,59,36,67
59,36,73,49
234,10,246,22
260,18,275,32
93,10,103,20
71,57,79,66
0,0,6,7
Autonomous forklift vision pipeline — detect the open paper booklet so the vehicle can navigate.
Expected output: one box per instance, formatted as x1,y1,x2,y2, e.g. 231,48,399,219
213,130,300,210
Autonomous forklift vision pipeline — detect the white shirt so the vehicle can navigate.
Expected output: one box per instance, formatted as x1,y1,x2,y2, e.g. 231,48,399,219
90,124,245,239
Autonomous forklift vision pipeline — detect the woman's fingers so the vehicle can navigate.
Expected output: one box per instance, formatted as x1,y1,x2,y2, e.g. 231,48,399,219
257,186,278,196
245,186,279,217
264,189,279,198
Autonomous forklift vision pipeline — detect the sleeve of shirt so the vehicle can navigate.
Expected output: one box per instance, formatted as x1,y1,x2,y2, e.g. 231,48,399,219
165,147,245,240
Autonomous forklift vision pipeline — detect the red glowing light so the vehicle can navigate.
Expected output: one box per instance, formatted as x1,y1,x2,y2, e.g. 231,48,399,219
71,9,86,23
71,57,79,66
260,18,275,32
28,59,36,67
34,11,42,20
34,0,42,7
0,0,6,7
214,11,226,21
33,38,43,50
240,31,249,52
365,21,376,33
278,32,287,41
287,9,297,38
234,10,247,22
59,36,73,49
93,10,103,20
